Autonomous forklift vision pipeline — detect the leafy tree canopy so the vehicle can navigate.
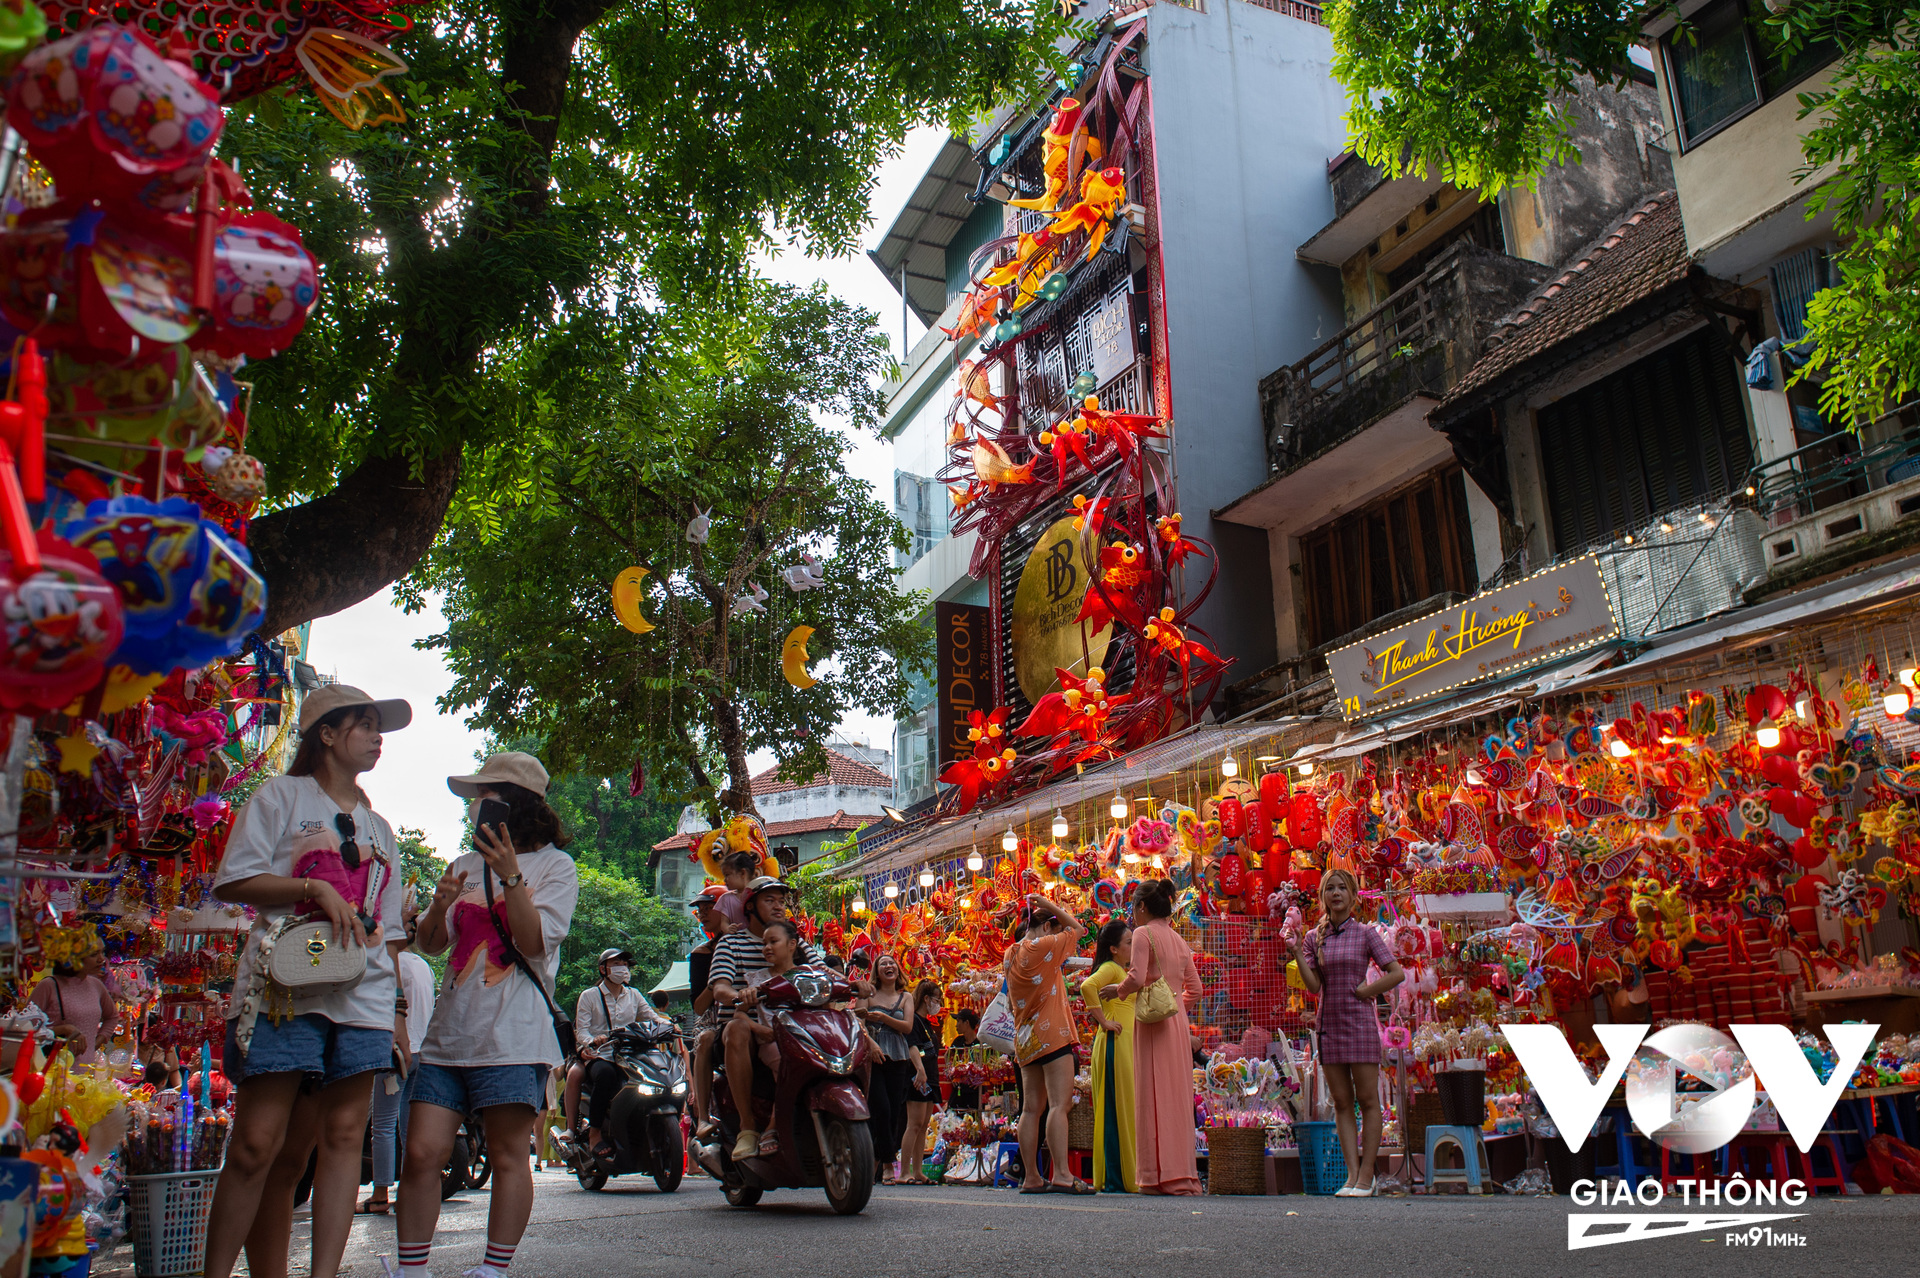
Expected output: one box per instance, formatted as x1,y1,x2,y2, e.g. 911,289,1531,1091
223,0,1079,631
407,282,933,819
1324,0,1918,426
395,825,447,898
555,864,693,1012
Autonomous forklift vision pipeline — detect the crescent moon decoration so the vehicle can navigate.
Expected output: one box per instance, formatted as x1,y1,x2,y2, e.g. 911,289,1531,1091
612,567,655,634
782,625,817,689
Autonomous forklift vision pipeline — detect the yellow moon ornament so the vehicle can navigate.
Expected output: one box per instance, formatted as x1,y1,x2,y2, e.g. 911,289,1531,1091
782,625,817,689
612,567,655,634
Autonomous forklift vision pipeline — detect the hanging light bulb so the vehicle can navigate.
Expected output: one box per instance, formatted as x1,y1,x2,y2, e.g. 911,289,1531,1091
959,896,971,910
1001,826,1019,852
1608,737,1632,759
1795,696,1811,721
1123,851,1142,864
1755,724,1781,749
1902,667,1917,688
1051,809,1069,839
1887,689,1913,717
1151,854,1166,870
1296,760,1314,778
919,869,936,888
883,882,900,899
1220,753,1238,778
966,848,984,872
1110,792,1128,820
851,897,866,914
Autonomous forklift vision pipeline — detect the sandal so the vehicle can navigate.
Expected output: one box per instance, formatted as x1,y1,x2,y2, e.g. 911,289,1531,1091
1017,1184,1049,1194
356,1198,390,1215
1049,1179,1097,1195
757,1131,781,1158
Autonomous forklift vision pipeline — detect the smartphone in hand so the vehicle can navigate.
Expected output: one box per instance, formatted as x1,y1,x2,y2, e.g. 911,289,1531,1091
475,798,512,841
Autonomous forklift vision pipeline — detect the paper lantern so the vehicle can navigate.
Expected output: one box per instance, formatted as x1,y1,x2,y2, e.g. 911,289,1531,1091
0,531,124,713
1217,795,1245,839
1244,799,1273,852
1288,791,1324,850
1259,769,1288,810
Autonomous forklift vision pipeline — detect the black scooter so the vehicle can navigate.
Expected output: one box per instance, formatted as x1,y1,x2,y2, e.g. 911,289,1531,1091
556,1020,688,1192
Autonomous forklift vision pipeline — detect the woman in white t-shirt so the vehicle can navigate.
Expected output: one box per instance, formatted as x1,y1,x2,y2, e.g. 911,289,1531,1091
202,685,412,1278
395,752,579,1278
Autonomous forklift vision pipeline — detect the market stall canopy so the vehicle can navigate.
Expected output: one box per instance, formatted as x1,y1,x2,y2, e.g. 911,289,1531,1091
650,960,691,996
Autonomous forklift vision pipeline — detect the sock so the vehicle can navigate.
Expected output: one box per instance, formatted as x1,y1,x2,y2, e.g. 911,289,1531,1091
484,1240,517,1271
397,1241,431,1271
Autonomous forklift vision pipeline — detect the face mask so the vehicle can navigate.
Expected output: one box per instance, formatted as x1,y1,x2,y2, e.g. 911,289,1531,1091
608,965,631,984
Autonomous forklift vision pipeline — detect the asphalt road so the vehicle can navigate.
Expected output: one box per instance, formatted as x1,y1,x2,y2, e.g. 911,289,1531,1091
118,1167,1920,1278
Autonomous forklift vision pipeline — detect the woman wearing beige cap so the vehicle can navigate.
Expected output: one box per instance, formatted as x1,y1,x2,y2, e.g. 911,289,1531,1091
395,751,579,1278
204,686,412,1278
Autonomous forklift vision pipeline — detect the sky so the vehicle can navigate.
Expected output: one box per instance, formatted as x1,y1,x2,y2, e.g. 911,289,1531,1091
307,125,953,862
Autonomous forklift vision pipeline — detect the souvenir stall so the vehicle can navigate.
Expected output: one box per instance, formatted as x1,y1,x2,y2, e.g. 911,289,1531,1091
0,4,400,1267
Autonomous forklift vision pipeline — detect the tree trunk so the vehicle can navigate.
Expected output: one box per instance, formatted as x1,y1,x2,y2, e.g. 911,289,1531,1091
709,693,760,819
250,447,463,634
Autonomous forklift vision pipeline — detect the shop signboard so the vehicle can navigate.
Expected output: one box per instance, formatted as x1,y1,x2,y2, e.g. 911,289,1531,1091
1009,516,1112,707
934,602,990,766
1086,290,1133,387
1327,555,1619,719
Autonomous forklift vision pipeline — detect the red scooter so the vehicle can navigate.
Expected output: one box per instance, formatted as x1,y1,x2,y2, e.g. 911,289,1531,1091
703,968,875,1215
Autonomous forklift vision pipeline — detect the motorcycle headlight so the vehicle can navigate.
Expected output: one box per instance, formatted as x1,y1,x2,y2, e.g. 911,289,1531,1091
637,1082,663,1096
671,1081,687,1096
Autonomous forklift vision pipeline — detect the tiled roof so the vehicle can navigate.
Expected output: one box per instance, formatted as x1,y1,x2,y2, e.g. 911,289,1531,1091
748,748,894,797
651,809,882,852
1443,191,1689,406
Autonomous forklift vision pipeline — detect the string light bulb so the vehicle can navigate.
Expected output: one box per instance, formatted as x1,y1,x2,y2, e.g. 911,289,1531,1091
1220,753,1238,778
1051,809,1069,839
883,882,899,899
1887,689,1913,717
1002,827,1019,852
1296,760,1314,778
1755,724,1781,749
1609,737,1632,759
959,896,971,910
1110,792,1128,820
966,848,983,872
918,869,935,888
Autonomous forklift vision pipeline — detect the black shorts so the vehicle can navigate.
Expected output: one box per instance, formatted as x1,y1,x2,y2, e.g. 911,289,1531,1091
1021,1045,1075,1071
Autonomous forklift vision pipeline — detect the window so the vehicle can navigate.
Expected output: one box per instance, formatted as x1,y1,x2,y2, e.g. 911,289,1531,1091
1536,328,1754,554
1297,467,1479,650
1664,1,1838,149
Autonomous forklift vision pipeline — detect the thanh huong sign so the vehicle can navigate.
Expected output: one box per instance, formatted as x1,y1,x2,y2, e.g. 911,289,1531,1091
1327,555,1618,719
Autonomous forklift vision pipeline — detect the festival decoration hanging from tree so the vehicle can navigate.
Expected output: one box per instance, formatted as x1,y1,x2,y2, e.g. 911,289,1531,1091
410,283,933,820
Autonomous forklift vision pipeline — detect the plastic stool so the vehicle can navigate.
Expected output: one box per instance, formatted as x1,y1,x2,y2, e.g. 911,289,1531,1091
1714,1132,1793,1186
1592,1106,1653,1190
1795,1130,1856,1194
1424,1125,1490,1194
1658,1144,1725,1190
990,1141,1022,1188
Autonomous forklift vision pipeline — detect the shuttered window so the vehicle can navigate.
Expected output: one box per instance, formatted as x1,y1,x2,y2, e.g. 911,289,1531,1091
1537,328,1754,554
1299,466,1479,650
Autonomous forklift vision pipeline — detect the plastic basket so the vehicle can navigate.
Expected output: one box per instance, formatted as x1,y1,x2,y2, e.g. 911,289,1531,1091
1437,1068,1487,1127
1545,1135,1598,1195
1293,1121,1348,1195
1066,1103,1095,1151
128,1171,219,1277
1205,1126,1268,1195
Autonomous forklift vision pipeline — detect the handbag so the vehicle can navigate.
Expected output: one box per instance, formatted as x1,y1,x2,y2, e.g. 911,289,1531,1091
483,863,577,1059
1134,930,1179,1024
976,983,1017,1055
265,848,390,997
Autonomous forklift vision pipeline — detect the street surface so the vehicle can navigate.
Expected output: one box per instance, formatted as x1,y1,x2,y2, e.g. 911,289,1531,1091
98,1167,1920,1277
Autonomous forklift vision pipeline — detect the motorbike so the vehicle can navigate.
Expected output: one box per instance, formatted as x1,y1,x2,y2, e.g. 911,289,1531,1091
696,967,874,1216
557,1019,688,1193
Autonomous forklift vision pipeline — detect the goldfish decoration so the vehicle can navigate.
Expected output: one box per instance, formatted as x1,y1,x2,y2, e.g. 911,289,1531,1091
1016,666,1129,744
1077,541,1150,633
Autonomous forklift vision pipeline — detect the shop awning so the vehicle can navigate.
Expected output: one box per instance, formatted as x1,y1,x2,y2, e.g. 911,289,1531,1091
649,960,691,996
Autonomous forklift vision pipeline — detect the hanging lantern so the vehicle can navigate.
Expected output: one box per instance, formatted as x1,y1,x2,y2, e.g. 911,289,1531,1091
1245,800,1274,852
1289,791,1324,850
0,530,124,714
1259,769,1288,810
1217,852,1245,897
1217,795,1246,839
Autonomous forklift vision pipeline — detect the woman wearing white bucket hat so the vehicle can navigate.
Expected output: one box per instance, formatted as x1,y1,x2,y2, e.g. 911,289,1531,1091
204,685,412,1278
394,751,579,1278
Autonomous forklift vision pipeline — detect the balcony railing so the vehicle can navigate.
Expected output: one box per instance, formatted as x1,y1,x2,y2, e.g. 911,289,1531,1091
1749,408,1920,525
1260,242,1553,474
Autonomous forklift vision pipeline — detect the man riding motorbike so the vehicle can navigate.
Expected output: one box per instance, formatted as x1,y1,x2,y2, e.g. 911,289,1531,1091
564,948,660,1161
703,877,823,1162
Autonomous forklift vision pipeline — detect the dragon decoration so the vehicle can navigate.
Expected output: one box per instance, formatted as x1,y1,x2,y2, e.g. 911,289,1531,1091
932,26,1231,818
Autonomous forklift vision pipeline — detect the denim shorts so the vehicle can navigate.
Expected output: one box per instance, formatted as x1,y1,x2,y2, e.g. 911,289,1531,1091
223,1014,393,1086
411,1062,549,1115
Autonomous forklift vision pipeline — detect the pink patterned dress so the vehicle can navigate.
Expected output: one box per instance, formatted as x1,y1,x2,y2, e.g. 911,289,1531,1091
1304,917,1394,1064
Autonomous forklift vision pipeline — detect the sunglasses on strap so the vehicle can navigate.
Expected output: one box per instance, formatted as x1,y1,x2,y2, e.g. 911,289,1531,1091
334,812,363,870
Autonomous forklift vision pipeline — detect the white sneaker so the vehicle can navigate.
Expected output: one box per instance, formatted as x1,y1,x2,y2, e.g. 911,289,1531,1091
461,1267,508,1278
379,1261,434,1278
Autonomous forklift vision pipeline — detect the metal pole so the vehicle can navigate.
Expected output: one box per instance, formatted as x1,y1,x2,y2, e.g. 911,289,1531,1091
901,260,909,359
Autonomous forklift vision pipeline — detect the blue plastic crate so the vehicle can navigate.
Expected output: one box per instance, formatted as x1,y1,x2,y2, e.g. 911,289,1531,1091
1293,1121,1348,1195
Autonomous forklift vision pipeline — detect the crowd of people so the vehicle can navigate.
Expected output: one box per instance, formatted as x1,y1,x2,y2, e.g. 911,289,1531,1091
199,687,1405,1277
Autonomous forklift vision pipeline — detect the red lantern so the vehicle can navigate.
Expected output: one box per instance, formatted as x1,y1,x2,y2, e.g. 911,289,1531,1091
1241,868,1267,911
1218,796,1246,839
1217,852,1245,897
1260,769,1289,810
1245,800,1273,852
1289,791,1324,850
